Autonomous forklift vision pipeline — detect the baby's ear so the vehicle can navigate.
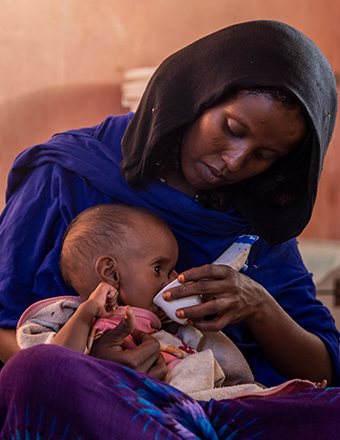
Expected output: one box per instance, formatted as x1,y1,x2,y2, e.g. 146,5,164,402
95,256,120,288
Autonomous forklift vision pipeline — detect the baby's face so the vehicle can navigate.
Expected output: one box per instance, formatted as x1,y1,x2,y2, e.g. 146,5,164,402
116,218,179,316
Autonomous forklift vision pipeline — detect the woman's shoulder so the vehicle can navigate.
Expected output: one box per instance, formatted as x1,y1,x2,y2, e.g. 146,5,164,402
92,112,134,144
58,112,134,146
6,113,135,201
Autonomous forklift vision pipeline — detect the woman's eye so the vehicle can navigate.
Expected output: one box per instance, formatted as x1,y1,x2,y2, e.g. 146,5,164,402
226,121,237,137
225,120,245,138
255,150,265,160
255,150,276,161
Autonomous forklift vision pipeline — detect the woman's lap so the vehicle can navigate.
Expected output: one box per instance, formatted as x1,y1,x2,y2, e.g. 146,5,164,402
0,345,339,440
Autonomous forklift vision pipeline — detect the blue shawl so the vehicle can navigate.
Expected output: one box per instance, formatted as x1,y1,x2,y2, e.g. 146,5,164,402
1,113,339,386
121,21,338,245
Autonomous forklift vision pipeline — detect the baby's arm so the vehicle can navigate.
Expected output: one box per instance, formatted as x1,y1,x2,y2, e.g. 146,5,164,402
52,282,118,353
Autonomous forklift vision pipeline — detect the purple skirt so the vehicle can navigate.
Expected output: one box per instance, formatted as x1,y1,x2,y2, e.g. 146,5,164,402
0,345,339,440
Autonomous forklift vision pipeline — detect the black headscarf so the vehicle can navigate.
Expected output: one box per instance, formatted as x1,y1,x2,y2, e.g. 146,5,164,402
120,20,338,245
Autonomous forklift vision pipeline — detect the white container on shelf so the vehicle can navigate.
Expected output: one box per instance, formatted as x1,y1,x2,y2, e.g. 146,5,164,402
121,67,157,111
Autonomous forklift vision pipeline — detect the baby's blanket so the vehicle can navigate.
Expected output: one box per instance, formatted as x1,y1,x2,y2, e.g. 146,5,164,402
16,296,317,401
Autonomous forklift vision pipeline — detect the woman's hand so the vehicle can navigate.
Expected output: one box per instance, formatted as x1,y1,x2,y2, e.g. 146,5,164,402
163,264,269,331
164,264,334,384
90,305,167,380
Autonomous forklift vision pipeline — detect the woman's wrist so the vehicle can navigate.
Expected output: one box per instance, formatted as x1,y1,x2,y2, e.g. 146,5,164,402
243,285,274,327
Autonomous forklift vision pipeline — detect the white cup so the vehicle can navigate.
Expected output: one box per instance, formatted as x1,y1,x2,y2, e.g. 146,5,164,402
153,279,202,324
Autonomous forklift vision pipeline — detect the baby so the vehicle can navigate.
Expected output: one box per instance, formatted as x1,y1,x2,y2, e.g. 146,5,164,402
59,204,254,387
17,204,326,399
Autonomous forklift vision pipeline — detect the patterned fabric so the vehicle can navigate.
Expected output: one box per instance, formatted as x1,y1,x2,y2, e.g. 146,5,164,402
1,345,340,440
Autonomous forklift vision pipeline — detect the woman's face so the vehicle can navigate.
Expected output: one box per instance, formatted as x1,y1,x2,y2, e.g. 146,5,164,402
180,91,308,192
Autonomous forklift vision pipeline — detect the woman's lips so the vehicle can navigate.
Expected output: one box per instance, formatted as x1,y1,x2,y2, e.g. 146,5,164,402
203,163,228,185
208,165,225,178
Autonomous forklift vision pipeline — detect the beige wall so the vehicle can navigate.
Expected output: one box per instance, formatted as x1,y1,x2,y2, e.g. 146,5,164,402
1,0,339,239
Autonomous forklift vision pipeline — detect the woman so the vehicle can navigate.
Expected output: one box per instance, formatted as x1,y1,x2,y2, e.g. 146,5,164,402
0,20,339,439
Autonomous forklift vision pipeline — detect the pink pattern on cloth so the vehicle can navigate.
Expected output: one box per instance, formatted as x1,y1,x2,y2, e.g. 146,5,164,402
93,306,195,370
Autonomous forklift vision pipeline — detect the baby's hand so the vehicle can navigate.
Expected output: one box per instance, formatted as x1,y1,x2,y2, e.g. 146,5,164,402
87,282,119,318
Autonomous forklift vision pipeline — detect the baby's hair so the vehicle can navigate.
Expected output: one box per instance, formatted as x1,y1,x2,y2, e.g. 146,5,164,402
60,203,170,287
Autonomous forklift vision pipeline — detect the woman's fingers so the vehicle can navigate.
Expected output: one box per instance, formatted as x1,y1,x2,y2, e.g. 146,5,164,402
177,298,222,319
126,333,167,379
180,264,231,283
91,330,163,375
161,263,268,331
107,305,136,344
192,311,236,331
128,328,164,370
90,307,166,378
90,306,136,359
164,264,237,301
147,354,168,380
177,297,238,330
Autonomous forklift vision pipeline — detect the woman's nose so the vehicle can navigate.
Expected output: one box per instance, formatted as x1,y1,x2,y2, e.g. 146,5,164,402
221,149,246,172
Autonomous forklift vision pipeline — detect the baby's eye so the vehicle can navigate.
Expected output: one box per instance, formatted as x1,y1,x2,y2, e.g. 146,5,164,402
153,266,161,275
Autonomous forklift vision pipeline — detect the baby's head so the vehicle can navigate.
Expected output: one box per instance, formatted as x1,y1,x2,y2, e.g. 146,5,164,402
60,204,178,315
